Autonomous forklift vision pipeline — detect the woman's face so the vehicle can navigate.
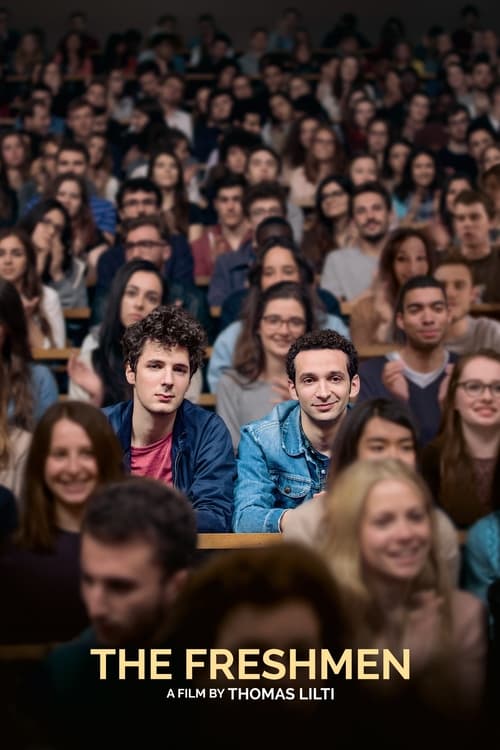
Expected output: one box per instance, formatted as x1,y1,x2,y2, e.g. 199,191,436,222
32,208,65,250
392,236,429,285
289,76,310,100
445,178,471,213
258,297,307,360
1,135,25,168
389,143,410,176
66,33,81,53
349,156,377,186
320,180,349,219
0,235,28,286
482,145,500,172
367,122,389,154
152,153,180,189
43,62,62,88
311,128,336,161
340,56,358,82
299,118,319,149
120,270,163,327
108,70,125,96
195,86,211,114
454,357,500,430
44,418,99,509
226,146,247,174
270,95,293,123
360,478,431,583
88,136,106,167
357,417,417,465
130,108,149,133
354,100,375,129
56,180,82,218
173,138,190,164
261,246,301,290
411,154,435,189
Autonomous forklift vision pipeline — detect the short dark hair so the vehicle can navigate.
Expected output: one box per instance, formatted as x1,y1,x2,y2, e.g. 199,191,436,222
247,143,282,171
242,181,287,217
453,187,495,218
350,181,392,215
213,172,247,197
466,120,496,143
121,214,169,243
434,250,474,280
136,60,161,78
57,139,89,162
83,477,197,574
396,275,446,314
122,305,207,376
286,330,358,383
116,177,162,210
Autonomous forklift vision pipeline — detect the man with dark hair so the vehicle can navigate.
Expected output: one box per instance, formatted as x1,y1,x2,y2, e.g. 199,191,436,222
437,104,476,177
234,329,359,532
207,180,287,306
104,305,235,532
467,122,496,169
136,60,162,99
358,276,457,444
191,173,250,278
453,189,500,301
321,181,391,301
159,73,192,140
38,477,197,747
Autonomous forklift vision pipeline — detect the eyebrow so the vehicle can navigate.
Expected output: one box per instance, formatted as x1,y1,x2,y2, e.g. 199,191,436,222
300,370,345,378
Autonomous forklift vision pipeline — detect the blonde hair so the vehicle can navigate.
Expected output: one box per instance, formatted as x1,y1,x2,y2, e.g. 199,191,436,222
319,459,451,635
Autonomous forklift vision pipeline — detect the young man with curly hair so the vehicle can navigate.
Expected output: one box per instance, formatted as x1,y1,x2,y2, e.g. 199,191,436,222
103,305,235,531
233,329,360,533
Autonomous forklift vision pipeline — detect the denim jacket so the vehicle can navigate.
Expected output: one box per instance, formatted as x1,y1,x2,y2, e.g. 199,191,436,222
233,400,329,532
103,399,236,532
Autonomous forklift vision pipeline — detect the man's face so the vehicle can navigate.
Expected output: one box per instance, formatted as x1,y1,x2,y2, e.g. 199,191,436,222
120,190,160,220
86,83,107,109
396,287,449,350
248,198,284,233
124,226,170,268
233,75,253,100
289,349,360,428
472,62,493,91
81,536,175,646
246,150,279,184
468,129,494,162
56,149,87,176
434,263,475,323
352,192,389,243
214,186,244,228
68,105,94,141
242,112,262,134
447,110,469,143
453,201,491,249
263,65,283,93
160,78,184,108
27,103,51,135
126,341,191,418
408,95,430,123
139,72,161,98
210,94,232,124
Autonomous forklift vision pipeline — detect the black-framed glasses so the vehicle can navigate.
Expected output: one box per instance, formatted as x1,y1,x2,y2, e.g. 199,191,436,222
124,240,166,251
261,314,306,331
457,380,500,398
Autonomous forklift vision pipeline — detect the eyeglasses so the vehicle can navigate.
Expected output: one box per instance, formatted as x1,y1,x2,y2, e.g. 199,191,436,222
457,380,500,398
321,189,345,201
124,240,166,251
261,314,306,331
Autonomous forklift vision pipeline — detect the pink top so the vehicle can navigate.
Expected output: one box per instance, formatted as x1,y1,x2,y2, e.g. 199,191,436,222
130,432,173,485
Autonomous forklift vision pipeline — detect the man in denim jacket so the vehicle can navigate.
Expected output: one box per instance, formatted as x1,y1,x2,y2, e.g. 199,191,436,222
233,330,360,532
104,305,235,532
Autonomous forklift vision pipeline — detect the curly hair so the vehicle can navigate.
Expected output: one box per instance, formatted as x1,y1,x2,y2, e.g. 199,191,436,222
286,329,358,383
122,305,207,376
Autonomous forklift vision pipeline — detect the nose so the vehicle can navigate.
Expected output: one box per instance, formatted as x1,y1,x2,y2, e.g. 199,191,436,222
315,379,330,399
134,295,145,310
160,367,174,387
66,452,81,474
83,585,108,619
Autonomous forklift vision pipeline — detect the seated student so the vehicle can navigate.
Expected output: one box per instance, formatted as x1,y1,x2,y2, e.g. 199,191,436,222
350,226,437,350
0,401,124,644
317,459,487,721
421,349,500,529
190,173,251,279
68,259,201,407
217,281,316,450
207,235,348,392
357,276,457,446
233,330,360,532
0,227,65,351
103,305,235,532
284,397,460,584
36,477,197,749
434,252,500,354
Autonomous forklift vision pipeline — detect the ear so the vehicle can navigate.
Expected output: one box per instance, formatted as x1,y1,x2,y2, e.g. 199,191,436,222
162,242,171,262
163,568,189,605
471,284,481,304
125,363,136,385
395,311,405,332
288,378,297,400
349,373,360,401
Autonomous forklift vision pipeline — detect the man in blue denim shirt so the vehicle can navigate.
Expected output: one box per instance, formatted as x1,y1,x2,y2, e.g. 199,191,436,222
233,330,359,532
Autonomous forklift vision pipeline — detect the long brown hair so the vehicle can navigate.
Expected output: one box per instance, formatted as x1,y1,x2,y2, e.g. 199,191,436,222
46,172,100,253
304,125,345,184
378,226,437,306
17,401,125,551
435,348,500,525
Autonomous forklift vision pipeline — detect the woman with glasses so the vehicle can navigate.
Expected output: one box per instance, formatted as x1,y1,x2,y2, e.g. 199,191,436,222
216,281,316,450
18,198,87,312
421,349,500,529
288,125,345,209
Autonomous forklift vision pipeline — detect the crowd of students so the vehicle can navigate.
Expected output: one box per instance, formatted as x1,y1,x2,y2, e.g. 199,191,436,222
1,4,500,746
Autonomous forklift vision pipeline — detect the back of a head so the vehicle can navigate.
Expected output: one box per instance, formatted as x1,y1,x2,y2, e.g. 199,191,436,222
83,477,197,573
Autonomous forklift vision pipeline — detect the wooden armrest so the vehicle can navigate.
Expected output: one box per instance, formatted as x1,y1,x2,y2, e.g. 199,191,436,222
197,533,282,549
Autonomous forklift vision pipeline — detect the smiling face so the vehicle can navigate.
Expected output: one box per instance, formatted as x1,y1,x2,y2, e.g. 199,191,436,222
0,234,27,286
126,340,191,421
119,271,163,328
360,478,431,583
258,297,306,361
260,246,300,289
44,418,99,509
392,236,430,286
396,286,449,350
411,153,435,189
56,178,82,218
289,349,360,428
320,181,349,219
349,156,377,187
454,356,500,430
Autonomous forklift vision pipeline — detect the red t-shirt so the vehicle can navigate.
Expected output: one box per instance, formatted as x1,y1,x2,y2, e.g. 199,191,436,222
130,432,173,485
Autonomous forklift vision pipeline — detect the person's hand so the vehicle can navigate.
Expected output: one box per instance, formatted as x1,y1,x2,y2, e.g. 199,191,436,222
438,363,454,408
270,376,292,404
49,236,64,281
67,353,104,406
21,293,40,320
402,590,443,672
382,360,409,402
